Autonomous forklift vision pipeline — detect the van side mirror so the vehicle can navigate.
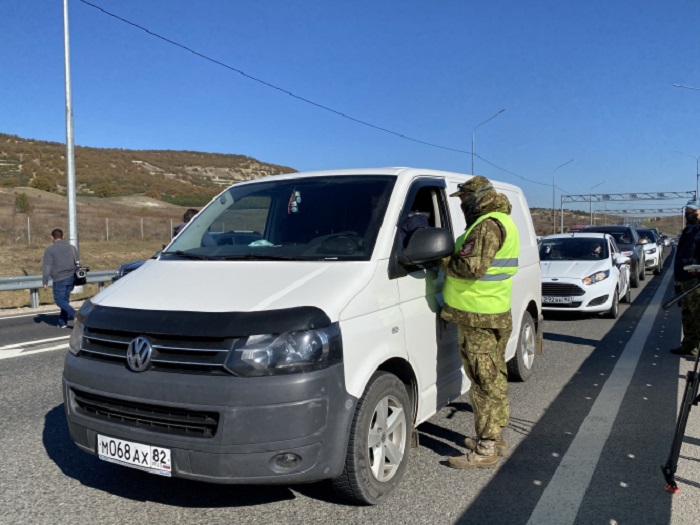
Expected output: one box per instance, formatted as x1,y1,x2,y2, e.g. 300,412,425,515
400,228,454,266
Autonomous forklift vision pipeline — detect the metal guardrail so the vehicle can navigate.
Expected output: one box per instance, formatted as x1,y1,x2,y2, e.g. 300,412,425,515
0,270,117,309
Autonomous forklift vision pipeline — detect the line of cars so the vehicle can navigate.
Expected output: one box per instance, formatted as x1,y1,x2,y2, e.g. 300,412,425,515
538,224,669,319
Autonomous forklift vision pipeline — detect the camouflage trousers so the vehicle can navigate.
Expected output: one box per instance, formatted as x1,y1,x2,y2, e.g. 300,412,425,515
680,280,700,356
457,324,511,441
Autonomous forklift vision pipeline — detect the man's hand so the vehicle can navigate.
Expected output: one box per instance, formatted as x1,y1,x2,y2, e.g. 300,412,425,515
43,285,48,290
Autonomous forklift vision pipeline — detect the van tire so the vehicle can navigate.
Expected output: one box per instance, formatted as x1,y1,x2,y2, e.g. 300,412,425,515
332,372,411,505
507,311,536,382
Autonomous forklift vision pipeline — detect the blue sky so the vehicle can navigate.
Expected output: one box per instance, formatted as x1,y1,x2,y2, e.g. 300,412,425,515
3,0,700,212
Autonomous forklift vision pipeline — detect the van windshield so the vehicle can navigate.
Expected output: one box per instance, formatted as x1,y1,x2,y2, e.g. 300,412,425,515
164,175,396,261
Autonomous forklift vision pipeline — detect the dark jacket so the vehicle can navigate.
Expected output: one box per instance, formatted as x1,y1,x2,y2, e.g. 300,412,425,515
42,240,77,285
674,222,700,282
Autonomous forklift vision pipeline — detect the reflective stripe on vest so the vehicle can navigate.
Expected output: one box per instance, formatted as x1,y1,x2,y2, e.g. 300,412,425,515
443,211,520,314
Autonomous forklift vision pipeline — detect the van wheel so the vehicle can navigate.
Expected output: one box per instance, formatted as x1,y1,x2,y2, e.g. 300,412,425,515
507,311,536,382
653,261,662,275
639,261,646,281
332,372,411,505
605,289,619,319
623,287,631,303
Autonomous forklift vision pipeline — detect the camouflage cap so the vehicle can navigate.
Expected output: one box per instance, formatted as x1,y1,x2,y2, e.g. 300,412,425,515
685,199,700,211
450,176,494,197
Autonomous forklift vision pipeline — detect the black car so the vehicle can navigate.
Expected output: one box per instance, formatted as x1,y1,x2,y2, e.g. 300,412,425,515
112,259,146,282
584,225,645,287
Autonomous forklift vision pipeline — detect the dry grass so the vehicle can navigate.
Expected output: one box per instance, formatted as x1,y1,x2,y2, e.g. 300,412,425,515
0,239,164,309
0,187,185,310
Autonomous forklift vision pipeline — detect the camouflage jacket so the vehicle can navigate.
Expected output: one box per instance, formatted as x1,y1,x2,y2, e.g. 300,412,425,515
440,192,514,329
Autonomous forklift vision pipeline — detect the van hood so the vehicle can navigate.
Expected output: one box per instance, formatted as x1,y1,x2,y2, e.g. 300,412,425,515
95,259,376,320
540,260,608,279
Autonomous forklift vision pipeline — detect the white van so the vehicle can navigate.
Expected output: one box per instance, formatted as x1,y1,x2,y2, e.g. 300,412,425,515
63,168,542,504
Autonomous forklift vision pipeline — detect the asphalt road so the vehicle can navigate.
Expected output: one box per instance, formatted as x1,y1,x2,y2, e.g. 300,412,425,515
2,251,699,525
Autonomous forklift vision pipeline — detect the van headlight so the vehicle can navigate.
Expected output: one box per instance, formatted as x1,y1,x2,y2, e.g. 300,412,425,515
583,269,610,285
68,300,94,355
224,323,342,377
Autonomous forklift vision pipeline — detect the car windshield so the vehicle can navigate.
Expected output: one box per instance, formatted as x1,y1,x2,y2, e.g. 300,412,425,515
636,229,657,243
539,237,609,261
590,230,631,245
164,175,396,261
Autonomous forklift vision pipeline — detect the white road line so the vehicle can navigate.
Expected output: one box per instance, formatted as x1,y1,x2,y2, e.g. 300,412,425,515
527,268,673,525
0,310,60,320
0,343,69,360
0,335,70,350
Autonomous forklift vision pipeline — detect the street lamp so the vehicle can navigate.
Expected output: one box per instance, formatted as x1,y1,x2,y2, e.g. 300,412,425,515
674,150,700,201
471,109,505,174
552,159,574,234
589,181,605,225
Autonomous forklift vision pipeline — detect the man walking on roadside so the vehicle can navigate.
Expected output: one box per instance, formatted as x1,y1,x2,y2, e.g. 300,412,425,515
440,176,520,469
42,228,77,328
670,200,700,358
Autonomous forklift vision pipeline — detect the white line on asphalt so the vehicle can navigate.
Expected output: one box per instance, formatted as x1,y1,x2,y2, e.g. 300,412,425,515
0,310,60,320
0,343,69,360
0,335,70,350
527,268,674,525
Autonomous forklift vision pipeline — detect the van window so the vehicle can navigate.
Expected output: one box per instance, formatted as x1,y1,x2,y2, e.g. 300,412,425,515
165,176,396,261
396,183,450,250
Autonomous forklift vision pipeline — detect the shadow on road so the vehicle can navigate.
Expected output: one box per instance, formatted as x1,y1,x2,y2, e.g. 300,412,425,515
34,313,68,328
451,260,679,524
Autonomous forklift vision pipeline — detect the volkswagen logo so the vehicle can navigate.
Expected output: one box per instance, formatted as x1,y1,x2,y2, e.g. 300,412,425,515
126,336,152,372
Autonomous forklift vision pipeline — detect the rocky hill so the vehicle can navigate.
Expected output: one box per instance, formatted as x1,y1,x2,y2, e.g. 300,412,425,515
0,133,296,206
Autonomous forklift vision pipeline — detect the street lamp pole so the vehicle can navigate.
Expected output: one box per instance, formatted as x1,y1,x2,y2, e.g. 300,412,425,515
589,181,605,225
471,109,505,174
552,159,574,234
674,150,700,202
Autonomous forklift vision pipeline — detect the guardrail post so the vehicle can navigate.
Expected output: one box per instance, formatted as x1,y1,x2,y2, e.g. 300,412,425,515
30,288,40,309
98,281,105,292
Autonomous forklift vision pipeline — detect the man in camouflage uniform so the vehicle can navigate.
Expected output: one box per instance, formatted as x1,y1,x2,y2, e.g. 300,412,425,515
440,176,519,469
670,200,700,358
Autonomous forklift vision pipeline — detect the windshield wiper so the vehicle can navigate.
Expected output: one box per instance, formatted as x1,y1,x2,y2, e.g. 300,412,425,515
162,250,213,260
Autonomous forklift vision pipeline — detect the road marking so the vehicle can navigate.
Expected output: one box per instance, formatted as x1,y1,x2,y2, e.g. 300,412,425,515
0,310,60,320
0,335,70,350
527,268,673,525
0,343,69,360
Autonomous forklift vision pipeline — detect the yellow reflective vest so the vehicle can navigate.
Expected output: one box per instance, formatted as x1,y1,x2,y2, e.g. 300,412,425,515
443,212,520,314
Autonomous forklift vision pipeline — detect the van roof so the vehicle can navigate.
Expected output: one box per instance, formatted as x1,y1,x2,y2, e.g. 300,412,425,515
236,167,524,194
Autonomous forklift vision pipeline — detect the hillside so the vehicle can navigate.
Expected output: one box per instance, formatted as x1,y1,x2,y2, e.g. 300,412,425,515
0,133,296,205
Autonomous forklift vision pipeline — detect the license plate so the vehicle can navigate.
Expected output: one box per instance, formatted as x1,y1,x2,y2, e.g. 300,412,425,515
97,434,172,476
543,296,573,304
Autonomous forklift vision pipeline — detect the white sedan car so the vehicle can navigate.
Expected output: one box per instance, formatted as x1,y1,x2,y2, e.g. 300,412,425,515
539,233,632,318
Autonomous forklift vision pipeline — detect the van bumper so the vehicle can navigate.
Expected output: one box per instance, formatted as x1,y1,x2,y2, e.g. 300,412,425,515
62,354,357,484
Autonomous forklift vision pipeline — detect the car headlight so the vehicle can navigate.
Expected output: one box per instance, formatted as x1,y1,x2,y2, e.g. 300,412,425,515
646,247,657,254
583,269,610,285
224,323,342,377
68,300,94,355
621,250,633,257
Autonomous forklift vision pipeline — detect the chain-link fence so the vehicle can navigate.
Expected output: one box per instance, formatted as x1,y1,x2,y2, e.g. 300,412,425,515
0,212,179,245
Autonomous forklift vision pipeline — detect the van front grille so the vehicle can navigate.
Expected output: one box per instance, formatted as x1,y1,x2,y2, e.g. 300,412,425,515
72,388,219,438
79,327,235,374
